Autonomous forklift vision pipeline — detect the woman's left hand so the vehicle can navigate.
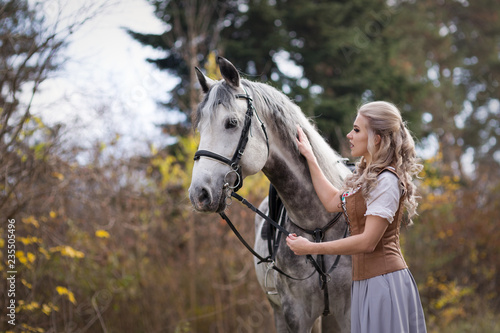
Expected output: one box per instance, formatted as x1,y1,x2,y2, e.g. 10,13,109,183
286,233,313,255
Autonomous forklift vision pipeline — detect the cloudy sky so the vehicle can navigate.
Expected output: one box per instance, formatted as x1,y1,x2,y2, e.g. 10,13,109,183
32,0,177,157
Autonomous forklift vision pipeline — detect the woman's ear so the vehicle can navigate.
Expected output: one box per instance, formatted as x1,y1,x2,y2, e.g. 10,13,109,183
374,134,381,145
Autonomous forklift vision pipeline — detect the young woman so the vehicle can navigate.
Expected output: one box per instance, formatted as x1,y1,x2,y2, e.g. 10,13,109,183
286,101,427,332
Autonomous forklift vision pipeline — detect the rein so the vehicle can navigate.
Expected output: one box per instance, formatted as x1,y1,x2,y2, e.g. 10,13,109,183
193,87,348,316
223,189,347,316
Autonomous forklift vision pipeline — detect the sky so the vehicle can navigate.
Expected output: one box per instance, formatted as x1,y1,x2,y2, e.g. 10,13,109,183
31,0,178,158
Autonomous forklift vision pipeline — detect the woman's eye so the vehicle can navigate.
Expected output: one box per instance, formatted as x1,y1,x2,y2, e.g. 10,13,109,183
225,118,238,129
353,128,360,133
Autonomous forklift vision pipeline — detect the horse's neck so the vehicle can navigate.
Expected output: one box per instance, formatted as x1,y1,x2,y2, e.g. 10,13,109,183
262,134,337,229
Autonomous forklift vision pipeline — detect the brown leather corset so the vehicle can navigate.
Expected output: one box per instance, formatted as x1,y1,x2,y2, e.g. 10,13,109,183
342,168,407,281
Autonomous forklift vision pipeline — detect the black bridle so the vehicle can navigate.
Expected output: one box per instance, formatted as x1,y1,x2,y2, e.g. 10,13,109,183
193,88,347,317
194,88,269,193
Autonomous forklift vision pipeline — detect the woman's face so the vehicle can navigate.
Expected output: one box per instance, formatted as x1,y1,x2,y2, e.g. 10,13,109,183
346,114,371,162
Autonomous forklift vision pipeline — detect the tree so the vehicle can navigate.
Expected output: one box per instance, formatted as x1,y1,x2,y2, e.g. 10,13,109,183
219,0,426,152
220,0,288,82
127,0,240,137
0,1,117,331
0,0,105,217
129,0,427,154
392,0,500,178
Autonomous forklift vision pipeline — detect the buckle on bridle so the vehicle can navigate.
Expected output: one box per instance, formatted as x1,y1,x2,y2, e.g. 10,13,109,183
313,228,324,242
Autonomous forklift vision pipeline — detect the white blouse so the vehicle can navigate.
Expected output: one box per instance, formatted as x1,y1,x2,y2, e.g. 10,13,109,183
364,170,402,223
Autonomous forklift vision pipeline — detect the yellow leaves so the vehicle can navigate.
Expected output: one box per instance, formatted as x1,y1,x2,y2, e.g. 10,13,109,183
204,51,222,80
17,299,60,318
33,142,47,160
19,236,42,245
51,171,64,180
238,172,270,199
56,286,76,304
419,153,463,213
22,216,40,228
154,154,186,188
42,302,59,315
18,300,40,311
433,281,473,325
425,275,474,327
95,229,110,239
151,134,199,190
22,211,58,228
32,116,45,128
21,278,32,289
19,324,44,332
433,281,472,309
16,251,36,268
39,247,51,260
50,245,84,258
41,304,51,315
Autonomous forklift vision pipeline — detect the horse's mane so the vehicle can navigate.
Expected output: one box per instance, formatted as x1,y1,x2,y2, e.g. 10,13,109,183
194,79,351,188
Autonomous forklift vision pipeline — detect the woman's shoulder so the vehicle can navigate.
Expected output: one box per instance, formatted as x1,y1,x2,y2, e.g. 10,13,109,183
378,167,399,179
375,167,405,196
377,166,398,176
377,172,400,191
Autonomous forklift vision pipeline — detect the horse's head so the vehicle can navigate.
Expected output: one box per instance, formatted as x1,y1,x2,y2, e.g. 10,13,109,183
189,57,269,213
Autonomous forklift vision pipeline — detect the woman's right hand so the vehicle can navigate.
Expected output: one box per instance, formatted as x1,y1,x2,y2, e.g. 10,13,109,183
296,125,343,212
296,125,315,161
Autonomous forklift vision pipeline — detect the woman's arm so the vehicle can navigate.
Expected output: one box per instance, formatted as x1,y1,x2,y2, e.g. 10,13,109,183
286,215,389,255
297,126,343,212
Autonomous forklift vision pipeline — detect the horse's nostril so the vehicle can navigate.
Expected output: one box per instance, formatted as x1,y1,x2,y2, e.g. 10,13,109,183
198,187,211,206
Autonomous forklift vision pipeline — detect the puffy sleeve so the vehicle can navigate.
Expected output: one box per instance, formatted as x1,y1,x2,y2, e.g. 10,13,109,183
364,171,402,223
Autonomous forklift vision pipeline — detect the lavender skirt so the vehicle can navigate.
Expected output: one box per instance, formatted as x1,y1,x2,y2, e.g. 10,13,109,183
351,269,427,333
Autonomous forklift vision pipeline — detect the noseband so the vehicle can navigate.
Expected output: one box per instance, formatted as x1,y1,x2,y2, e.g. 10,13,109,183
193,88,269,192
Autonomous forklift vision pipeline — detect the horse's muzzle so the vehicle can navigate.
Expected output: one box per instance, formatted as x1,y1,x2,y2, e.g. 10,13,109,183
189,185,226,213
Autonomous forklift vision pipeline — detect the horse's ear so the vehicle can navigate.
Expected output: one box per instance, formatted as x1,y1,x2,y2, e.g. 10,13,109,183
217,56,240,88
195,67,215,93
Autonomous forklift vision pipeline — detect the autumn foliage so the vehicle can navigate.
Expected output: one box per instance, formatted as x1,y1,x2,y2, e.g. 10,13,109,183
2,126,500,332
404,152,500,332
2,0,500,332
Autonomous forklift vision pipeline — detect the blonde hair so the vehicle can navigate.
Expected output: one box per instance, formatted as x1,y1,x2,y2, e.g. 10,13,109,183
343,101,423,225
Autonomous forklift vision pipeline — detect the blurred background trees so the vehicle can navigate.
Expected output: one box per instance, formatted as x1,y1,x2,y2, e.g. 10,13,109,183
1,0,499,332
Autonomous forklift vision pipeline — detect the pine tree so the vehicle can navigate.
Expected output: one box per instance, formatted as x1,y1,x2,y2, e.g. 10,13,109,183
127,0,240,138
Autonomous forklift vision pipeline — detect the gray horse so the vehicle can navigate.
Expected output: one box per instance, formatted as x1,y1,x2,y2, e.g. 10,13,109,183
189,56,352,332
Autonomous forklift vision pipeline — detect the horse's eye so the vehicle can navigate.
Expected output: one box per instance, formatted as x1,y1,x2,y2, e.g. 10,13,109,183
225,118,238,129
